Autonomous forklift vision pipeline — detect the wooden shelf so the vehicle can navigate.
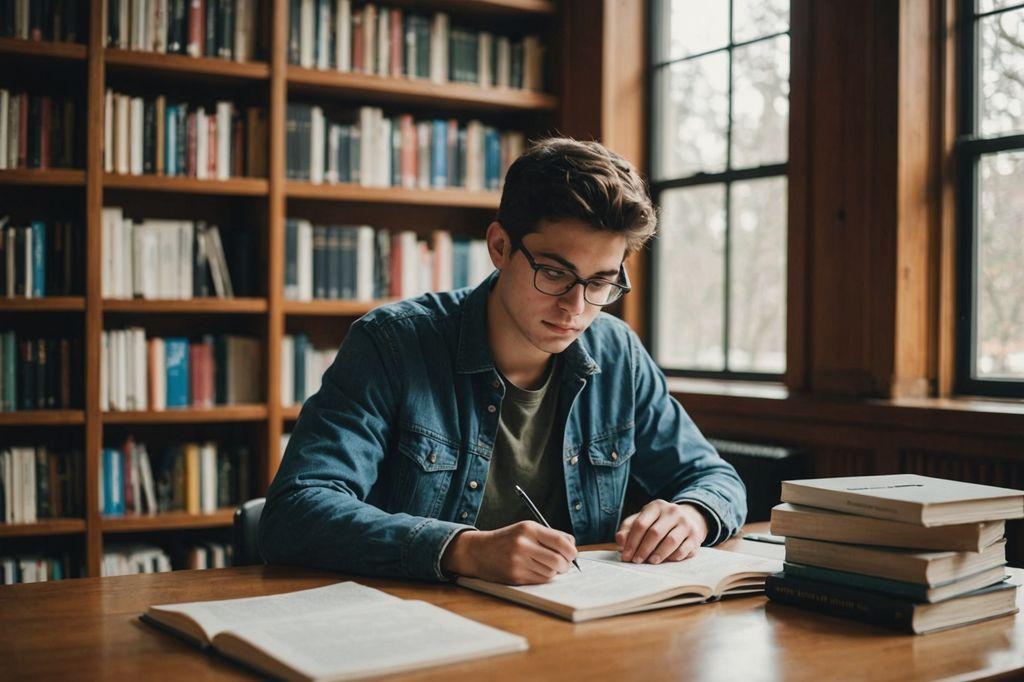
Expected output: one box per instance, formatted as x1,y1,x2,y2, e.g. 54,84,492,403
103,174,269,196
282,405,301,420
105,49,270,81
0,519,87,537
0,297,85,312
0,410,85,426
103,298,268,314
0,169,86,186
102,405,268,424
285,181,501,208
0,37,87,61
433,0,557,14
282,298,393,316
287,66,557,113
101,508,236,533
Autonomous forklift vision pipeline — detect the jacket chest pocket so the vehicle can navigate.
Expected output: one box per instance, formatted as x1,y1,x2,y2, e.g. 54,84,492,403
392,428,460,518
586,426,636,515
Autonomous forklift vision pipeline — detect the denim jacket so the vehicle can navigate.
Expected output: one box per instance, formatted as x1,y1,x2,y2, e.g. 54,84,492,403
259,273,747,581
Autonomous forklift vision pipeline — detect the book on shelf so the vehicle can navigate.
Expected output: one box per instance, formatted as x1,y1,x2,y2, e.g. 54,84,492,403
285,103,524,190
769,502,1006,552
281,334,334,406
764,572,1019,635
783,536,1008,587
100,437,250,516
1,553,74,584
104,90,263,179
103,542,172,576
107,0,261,62
780,474,1024,526
0,89,78,170
1,446,82,523
1,218,81,298
101,329,262,411
0,331,81,411
187,541,231,569
1,0,81,42
458,548,783,623
142,581,528,681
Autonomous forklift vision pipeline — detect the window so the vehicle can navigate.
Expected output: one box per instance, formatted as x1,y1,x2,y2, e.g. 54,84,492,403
957,0,1024,398
649,0,790,379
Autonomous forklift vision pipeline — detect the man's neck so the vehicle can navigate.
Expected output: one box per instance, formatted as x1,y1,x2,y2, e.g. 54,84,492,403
486,288,553,390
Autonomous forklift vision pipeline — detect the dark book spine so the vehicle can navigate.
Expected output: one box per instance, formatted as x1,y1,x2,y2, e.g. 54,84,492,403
288,0,300,64
204,0,217,57
27,96,42,168
143,99,155,174
36,338,46,409
313,226,327,299
36,448,51,518
765,574,916,633
20,339,34,410
326,226,340,299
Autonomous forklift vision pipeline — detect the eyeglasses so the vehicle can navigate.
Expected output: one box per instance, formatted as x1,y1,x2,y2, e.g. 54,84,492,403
516,242,631,306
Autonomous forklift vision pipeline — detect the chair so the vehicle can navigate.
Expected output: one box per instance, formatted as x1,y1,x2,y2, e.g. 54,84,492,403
232,497,266,566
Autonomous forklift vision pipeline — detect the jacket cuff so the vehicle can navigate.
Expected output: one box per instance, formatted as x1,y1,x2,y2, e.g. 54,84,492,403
404,517,476,581
672,494,728,546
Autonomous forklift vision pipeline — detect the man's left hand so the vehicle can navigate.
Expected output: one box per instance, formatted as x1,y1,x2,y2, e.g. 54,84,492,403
615,500,708,564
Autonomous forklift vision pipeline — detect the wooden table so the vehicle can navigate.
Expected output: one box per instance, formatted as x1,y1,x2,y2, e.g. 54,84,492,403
2,522,1022,681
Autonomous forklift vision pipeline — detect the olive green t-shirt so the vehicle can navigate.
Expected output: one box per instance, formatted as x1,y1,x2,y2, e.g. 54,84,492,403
473,358,572,534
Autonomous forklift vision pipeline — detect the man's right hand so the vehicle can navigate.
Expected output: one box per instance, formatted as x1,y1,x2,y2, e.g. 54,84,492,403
441,521,578,585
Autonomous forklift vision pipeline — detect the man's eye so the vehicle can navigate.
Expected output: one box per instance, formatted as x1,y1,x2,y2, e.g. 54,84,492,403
540,268,569,282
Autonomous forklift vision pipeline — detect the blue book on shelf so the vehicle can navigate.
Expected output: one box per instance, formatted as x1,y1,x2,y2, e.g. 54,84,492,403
31,221,45,297
164,337,190,408
485,128,501,190
431,119,447,188
452,238,470,289
165,103,176,176
2,332,15,412
103,448,124,516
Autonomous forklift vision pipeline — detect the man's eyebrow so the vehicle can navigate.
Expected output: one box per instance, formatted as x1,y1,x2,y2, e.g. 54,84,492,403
537,251,620,278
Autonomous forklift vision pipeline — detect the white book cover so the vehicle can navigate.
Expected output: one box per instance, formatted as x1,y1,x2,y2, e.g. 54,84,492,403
405,15,417,77
10,449,21,523
216,102,232,180
156,222,179,298
335,0,351,72
300,0,315,68
377,7,390,77
201,443,216,513
125,329,137,410
358,107,375,187
399,231,418,298
196,108,209,180
103,90,113,172
6,94,17,169
363,3,376,75
466,120,483,190
131,97,145,171
378,117,392,187
310,106,324,184
141,224,160,299
119,0,129,48
178,221,194,299
154,0,168,52
207,226,234,297
135,328,148,411
298,220,314,301
430,12,448,84
433,231,453,292
479,32,493,87
233,0,249,62
326,123,341,183
496,37,511,88
0,89,8,170
280,335,294,405
25,448,37,523
130,0,144,50
356,225,375,301
131,222,145,297
469,239,492,286
102,211,118,298
116,95,130,175
317,0,331,70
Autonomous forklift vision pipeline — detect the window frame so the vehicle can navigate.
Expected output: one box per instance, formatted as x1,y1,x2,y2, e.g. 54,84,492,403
955,0,1024,398
646,0,790,381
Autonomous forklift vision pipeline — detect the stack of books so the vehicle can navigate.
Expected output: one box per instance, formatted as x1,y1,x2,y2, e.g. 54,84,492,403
766,474,1024,634
1,446,83,522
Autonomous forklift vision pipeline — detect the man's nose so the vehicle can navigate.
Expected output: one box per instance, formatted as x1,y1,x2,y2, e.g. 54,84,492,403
558,282,587,315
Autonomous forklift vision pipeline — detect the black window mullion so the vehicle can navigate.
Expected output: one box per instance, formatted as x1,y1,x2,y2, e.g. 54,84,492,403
722,0,735,373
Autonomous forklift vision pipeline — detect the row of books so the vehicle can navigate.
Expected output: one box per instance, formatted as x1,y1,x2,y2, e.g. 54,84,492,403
1,446,83,524
765,474,1024,634
1,553,75,584
1,219,81,298
101,207,253,300
281,334,332,407
286,103,524,190
0,90,78,170
101,330,262,411
107,0,260,62
102,541,232,576
0,332,82,412
187,541,233,569
103,91,267,179
100,437,251,516
284,222,491,302
0,0,80,42
289,1,544,92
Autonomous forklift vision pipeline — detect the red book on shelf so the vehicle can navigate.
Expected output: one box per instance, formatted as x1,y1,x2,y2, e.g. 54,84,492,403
122,437,135,514
18,93,29,169
400,114,416,188
188,0,204,57
352,8,364,73
390,8,403,77
187,111,197,177
39,97,52,169
147,339,159,409
207,113,217,178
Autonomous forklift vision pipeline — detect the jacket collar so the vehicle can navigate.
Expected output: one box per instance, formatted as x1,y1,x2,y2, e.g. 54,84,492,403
456,271,602,378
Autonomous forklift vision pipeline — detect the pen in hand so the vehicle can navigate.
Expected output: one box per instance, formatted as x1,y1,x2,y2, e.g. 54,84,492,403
514,484,582,573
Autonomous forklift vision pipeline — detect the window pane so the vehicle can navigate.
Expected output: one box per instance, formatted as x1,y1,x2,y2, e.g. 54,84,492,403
656,185,727,370
654,0,729,62
977,0,1024,14
975,151,1024,380
653,53,729,180
728,178,787,373
731,35,790,168
979,8,1024,137
732,0,789,43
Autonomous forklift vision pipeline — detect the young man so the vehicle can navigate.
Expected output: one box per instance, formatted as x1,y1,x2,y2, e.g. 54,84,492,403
259,138,746,585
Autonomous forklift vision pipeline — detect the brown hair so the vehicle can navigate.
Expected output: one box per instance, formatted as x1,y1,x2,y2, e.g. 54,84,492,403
496,137,657,253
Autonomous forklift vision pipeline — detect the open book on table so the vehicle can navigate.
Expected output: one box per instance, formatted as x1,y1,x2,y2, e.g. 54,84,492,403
141,582,527,681
458,547,784,623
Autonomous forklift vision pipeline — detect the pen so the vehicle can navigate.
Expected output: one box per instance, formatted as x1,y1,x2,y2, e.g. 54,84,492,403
514,484,582,573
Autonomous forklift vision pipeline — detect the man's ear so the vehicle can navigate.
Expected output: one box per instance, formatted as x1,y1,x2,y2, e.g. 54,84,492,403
486,221,512,269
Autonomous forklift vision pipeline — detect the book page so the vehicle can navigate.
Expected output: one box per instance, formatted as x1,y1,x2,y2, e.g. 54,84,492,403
213,600,527,681
581,548,783,595
150,582,399,641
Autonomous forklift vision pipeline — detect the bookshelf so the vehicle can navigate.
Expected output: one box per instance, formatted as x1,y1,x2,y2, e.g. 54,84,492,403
0,0,572,579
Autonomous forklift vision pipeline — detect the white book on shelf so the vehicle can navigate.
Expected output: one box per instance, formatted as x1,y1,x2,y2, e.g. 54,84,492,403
310,106,324,185
131,97,145,171
13,0,27,39
377,7,390,77
125,328,137,410
138,444,157,514
419,241,432,296
316,0,331,70
326,123,341,183
129,442,142,514
363,3,377,75
358,106,375,187
201,443,217,513
103,90,113,172
234,0,251,62
298,219,314,301
216,101,232,180
405,13,417,78
25,448,37,523
178,220,194,299
1,450,11,523
6,94,18,169
116,94,130,175
300,0,315,68
335,0,351,72
0,89,8,170
378,117,392,187
206,226,234,297
130,0,144,51
466,120,483,191
356,225,375,301
496,36,511,88
156,221,178,299
399,230,418,298
196,107,209,180
135,328,148,411
22,225,32,299
469,239,492,286
11,448,23,523
115,330,127,410
280,335,294,405
118,0,129,48
204,228,226,297
479,32,493,87
153,0,168,53
137,223,160,299
432,230,453,292
430,12,449,84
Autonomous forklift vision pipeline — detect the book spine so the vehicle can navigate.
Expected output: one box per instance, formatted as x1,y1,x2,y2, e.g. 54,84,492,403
765,574,916,633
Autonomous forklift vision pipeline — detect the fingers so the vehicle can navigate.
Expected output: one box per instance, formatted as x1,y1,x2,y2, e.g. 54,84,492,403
534,526,578,563
615,512,638,547
620,504,662,562
647,524,689,564
631,515,680,564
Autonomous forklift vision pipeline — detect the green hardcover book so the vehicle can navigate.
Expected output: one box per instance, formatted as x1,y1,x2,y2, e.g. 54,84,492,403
783,561,1010,603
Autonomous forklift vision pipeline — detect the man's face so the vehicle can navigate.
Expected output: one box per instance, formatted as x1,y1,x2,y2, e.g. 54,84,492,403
492,219,628,355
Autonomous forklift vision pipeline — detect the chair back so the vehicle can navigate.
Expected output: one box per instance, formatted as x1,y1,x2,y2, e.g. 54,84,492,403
232,497,266,566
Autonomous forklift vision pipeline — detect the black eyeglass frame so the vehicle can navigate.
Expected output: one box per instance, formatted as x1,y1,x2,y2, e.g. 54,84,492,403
515,242,632,306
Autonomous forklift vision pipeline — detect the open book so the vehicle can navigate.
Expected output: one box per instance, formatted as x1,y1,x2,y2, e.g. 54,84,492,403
142,582,527,681
458,548,783,623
